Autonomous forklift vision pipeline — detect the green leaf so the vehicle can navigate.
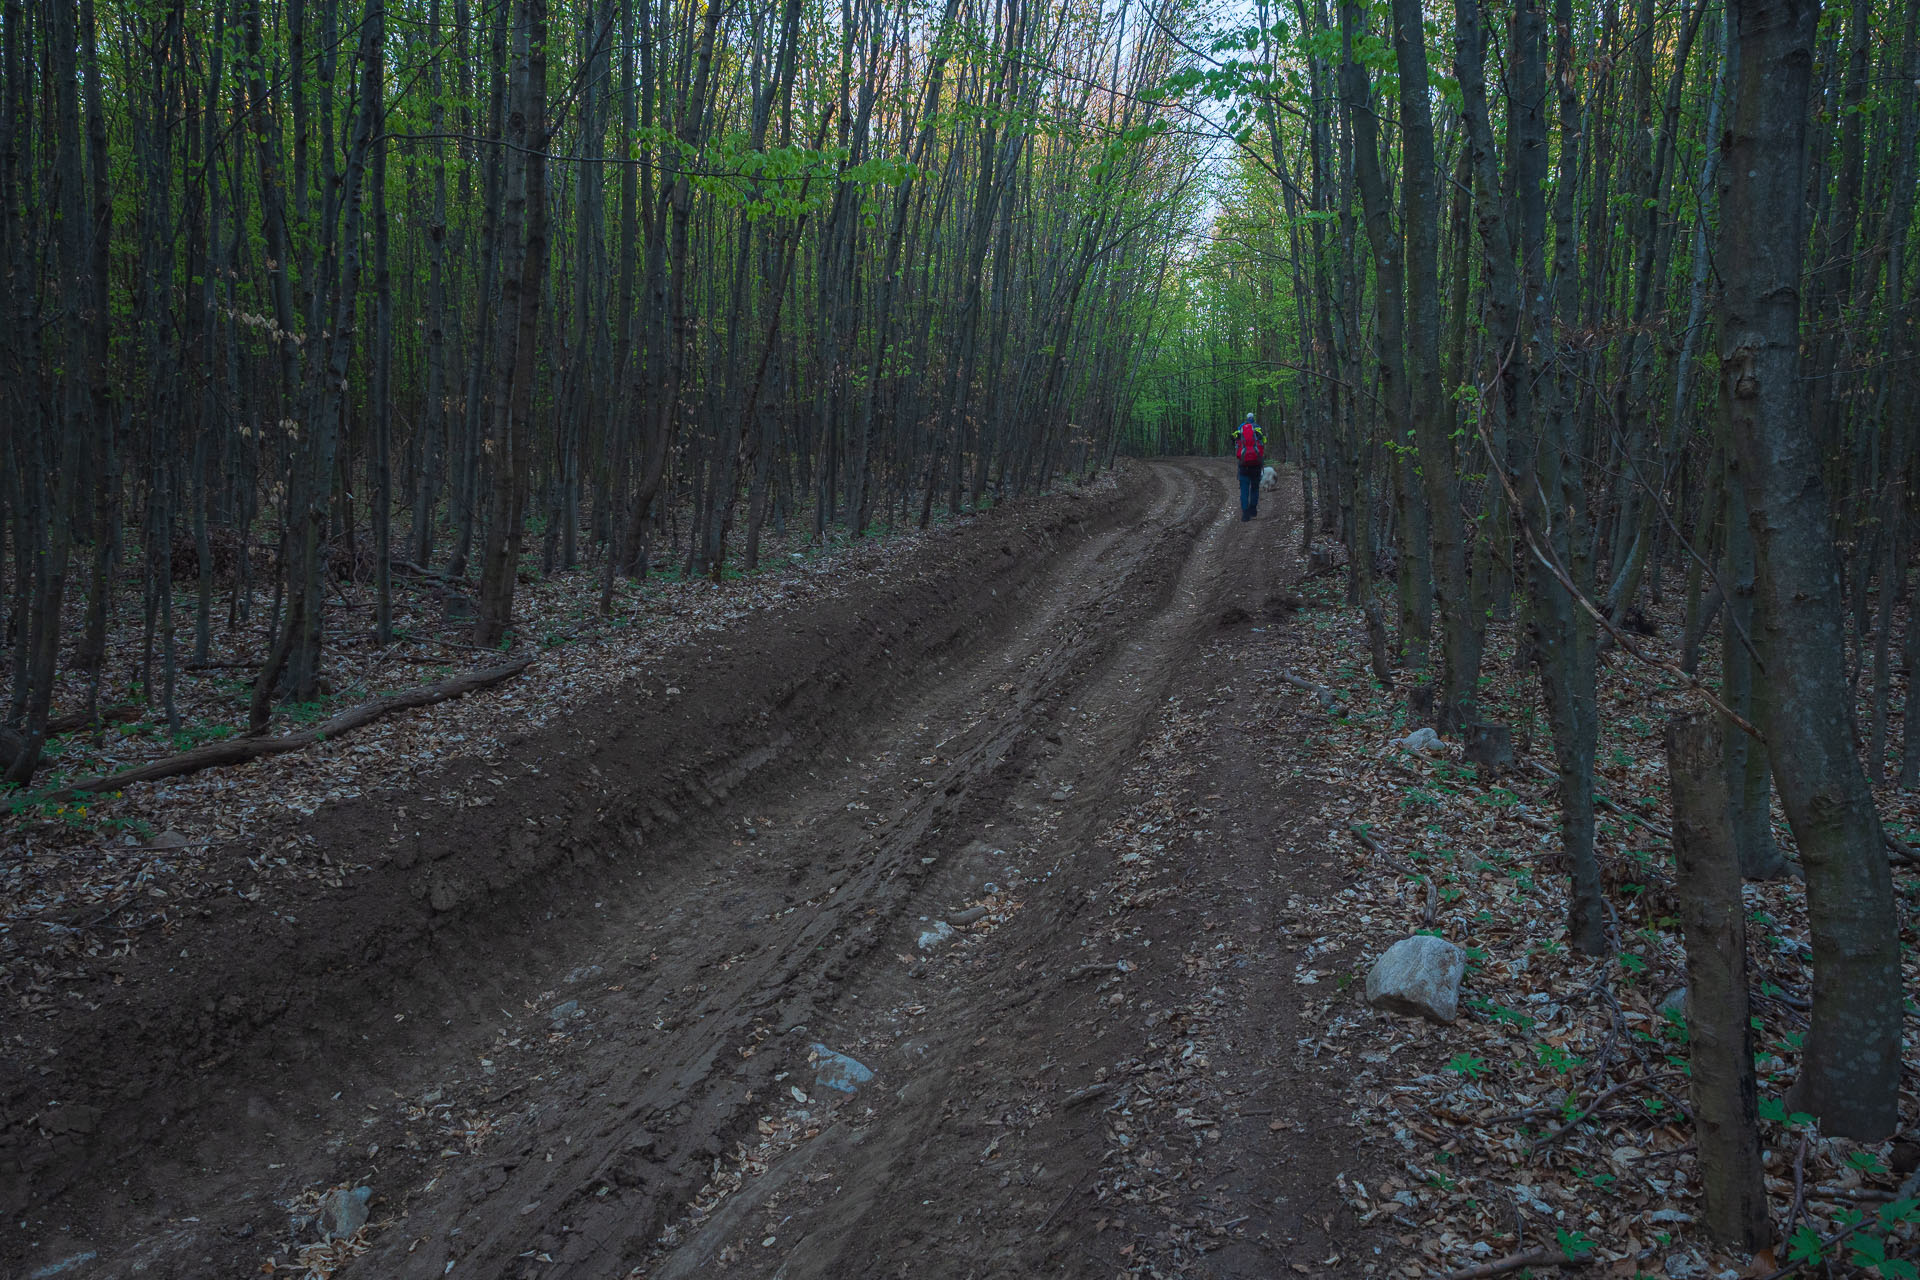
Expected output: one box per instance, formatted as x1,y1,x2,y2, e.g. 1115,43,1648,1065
1554,1227,1594,1259
1786,1225,1825,1264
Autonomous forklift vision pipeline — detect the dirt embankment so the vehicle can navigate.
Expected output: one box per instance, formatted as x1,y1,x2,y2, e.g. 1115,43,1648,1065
0,469,1145,1239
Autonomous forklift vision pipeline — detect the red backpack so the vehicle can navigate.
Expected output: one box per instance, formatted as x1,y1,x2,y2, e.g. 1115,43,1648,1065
1235,422,1265,465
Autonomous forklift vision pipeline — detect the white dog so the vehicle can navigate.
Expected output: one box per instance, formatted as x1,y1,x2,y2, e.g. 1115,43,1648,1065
1260,465,1279,490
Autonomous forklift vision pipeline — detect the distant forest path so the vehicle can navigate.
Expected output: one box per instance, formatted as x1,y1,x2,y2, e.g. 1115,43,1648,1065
7,460,1392,1279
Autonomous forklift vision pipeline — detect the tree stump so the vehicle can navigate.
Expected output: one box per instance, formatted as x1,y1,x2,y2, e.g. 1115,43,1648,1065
1464,721,1515,773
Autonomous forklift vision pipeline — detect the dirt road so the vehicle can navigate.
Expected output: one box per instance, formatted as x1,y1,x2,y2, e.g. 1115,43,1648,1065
7,460,1392,1279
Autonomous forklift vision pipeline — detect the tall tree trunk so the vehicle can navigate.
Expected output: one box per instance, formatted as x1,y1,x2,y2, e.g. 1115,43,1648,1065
1721,0,1901,1140
370,74,393,646
1339,0,1429,684
5,0,91,784
473,0,549,649
411,0,452,567
1514,0,1607,955
1390,0,1477,733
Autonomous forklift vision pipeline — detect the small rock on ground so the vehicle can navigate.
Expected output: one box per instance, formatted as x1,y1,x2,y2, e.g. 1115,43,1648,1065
316,1186,372,1241
1663,1252,1705,1279
1393,727,1442,754
809,1045,875,1096
1365,935,1466,1024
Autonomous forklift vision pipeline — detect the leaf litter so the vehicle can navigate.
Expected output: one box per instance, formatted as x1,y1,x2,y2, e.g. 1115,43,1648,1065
1219,538,1920,1278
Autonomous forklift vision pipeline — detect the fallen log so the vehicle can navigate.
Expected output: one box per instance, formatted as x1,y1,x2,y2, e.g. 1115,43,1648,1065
1279,668,1347,716
1,706,142,775
48,704,143,734
389,558,472,588
50,656,535,799
1440,1247,1591,1280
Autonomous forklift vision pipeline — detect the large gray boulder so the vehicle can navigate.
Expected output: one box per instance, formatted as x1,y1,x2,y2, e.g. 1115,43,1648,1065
1365,936,1466,1024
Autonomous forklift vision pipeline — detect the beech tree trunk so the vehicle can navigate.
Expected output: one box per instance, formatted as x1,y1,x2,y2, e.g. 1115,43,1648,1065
1720,0,1901,1140
474,0,549,650
1389,0,1476,733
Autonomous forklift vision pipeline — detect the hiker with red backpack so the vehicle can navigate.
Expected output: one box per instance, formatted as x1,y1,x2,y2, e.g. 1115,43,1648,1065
1231,415,1266,521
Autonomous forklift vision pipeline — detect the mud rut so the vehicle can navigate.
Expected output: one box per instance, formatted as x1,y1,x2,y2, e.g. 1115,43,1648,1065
18,460,1384,1279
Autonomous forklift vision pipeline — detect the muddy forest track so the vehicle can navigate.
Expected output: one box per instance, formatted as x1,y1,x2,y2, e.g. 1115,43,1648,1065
5,458,1314,1279
346,460,1222,1279
634,458,1272,1280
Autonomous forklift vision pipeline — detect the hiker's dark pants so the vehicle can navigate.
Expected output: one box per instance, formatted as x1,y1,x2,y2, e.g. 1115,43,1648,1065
1239,466,1260,520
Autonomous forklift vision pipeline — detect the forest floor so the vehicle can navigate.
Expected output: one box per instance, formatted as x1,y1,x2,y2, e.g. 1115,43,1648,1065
4,460,1917,1280
1,490,976,860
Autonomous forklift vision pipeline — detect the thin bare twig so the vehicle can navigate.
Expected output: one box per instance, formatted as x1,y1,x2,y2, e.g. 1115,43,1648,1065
1531,1071,1683,1150
1348,824,1422,878
1781,1131,1811,1247
1524,758,1675,842
1756,1165,1920,1280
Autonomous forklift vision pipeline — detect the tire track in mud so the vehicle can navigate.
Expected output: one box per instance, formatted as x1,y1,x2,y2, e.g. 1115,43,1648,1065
632,459,1249,1279
347,462,1224,1280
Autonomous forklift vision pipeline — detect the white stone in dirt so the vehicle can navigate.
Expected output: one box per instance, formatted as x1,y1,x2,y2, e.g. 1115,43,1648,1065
1393,727,1443,754
809,1045,875,1096
316,1185,372,1240
1365,936,1466,1024
916,920,955,950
